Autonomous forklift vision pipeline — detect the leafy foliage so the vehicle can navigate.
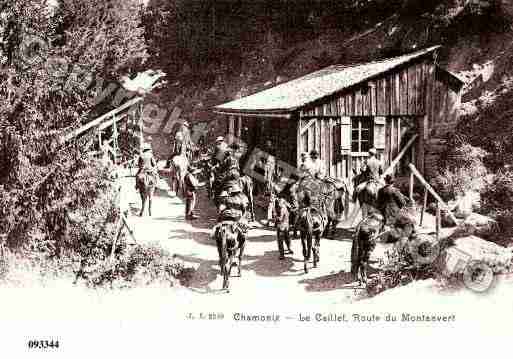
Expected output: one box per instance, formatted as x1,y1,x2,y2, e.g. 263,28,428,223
432,139,488,200
0,1,147,262
87,242,195,289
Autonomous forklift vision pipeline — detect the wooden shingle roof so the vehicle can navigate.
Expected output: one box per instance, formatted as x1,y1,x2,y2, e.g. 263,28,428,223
214,45,456,115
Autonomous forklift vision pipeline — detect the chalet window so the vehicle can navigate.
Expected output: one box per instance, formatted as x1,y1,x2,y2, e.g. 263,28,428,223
351,117,373,153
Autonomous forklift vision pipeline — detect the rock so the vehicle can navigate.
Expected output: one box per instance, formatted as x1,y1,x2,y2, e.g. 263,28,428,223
439,235,513,275
450,213,499,238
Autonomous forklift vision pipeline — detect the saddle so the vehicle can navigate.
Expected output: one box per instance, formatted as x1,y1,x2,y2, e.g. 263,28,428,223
136,168,157,188
212,220,248,244
298,206,327,231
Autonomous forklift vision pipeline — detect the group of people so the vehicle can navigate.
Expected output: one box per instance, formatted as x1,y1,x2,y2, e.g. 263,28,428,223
353,147,416,241
134,117,416,255
298,149,326,179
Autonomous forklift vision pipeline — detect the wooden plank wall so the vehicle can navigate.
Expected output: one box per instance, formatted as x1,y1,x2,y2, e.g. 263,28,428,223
298,117,350,179
300,58,431,118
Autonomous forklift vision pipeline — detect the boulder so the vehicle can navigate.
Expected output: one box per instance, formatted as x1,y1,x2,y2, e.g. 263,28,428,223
450,213,499,238
439,235,513,275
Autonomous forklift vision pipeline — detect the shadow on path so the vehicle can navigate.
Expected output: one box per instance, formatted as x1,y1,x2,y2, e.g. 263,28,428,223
242,251,302,277
174,254,219,289
298,271,358,292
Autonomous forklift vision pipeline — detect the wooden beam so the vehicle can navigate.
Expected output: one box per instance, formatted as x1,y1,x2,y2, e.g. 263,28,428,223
212,110,291,119
61,96,143,143
300,118,317,135
409,172,414,200
420,188,428,226
408,163,458,226
98,113,128,131
381,134,418,178
296,116,302,167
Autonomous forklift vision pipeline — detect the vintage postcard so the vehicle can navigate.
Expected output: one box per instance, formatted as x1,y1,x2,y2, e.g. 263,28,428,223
1,0,512,356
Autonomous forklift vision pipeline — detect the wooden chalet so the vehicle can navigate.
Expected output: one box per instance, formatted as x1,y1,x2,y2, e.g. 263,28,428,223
213,46,464,181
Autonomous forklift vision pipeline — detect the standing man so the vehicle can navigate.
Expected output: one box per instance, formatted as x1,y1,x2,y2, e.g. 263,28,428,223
209,136,229,201
213,136,228,161
376,175,409,227
298,152,311,177
364,147,384,182
308,149,325,179
263,140,277,226
184,166,203,220
181,120,193,158
355,147,384,198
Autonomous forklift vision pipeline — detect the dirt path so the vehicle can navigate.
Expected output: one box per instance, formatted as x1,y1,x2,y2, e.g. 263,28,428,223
120,174,435,309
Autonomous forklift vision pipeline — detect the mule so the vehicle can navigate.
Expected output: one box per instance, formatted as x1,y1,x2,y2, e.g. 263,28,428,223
169,153,188,196
319,178,348,238
350,212,384,285
136,170,157,216
294,201,326,274
213,221,246,290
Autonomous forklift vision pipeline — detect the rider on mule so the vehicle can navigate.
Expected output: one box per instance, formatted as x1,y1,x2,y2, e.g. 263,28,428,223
172,121,193,158
217,184,249,243
135,143,158,191
353,147,384,202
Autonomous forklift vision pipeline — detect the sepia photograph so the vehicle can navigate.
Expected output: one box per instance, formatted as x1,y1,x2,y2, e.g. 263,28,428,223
1,0,512,357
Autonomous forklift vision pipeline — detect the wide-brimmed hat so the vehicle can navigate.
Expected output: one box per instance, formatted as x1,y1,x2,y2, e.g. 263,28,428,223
368,147,377,155
215,136,224,143
142,143,152,151
218,191,229,198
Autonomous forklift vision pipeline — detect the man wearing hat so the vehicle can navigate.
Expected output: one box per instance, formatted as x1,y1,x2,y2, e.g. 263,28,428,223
135,143,158,191
365,147,383,182
298,152,311,177
308,149,325,179
184,165,204,220
172,129,185,157
207,136,229,198
354,147,384,199
376,174,409,227
214,136,228,161
217,183,249,224
181,120,193,156
221,144,241,180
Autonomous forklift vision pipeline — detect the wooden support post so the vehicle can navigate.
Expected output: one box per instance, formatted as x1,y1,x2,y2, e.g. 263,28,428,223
435,202,441,240
122,212,137,244
112,115,119,164
110,218,123,261
408,163,458,226
409,172,414,201
296,117,302,167
381,134,418,179
138,102,144,151
420,188,428,226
